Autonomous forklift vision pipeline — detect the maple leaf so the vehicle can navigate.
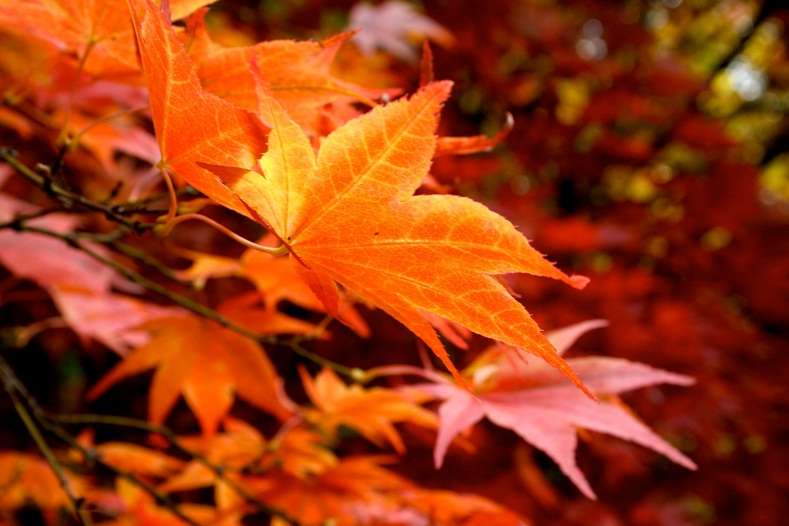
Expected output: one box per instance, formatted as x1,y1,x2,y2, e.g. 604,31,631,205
162,419,267,494
251,456,406,526
265,427,339,480
250,455,523,526
159,418,265,526
97,478,218,526
0,452,82,511
162,421,338,524
219,83,589,387
240,248,370,336
300,367,436,454
348,1,454,62
172,247,369,336
185,9,386,134
88,441,183,478
160,419,265,523
88,314,294,435
0,0,217,77
129,0,587,386
58,109,159,173
391,321,697,499
217,292,319,337
0,195,176,352
171,420,337,485
125,0,268,217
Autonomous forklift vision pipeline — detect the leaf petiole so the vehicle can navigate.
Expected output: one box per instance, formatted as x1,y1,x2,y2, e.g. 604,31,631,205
157,213,289,256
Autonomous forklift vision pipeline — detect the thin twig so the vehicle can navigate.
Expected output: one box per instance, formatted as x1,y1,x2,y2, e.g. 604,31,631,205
1,148,152,232
52,413,299,523
16,223,261,335
108,239,185,283
68,228,184,282
160,169,178,224
0,356,93,526
5,221,355,378
0,355,201,526
111,187,199,216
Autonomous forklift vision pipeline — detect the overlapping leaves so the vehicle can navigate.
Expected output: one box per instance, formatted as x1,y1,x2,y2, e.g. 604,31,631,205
128,0,589,387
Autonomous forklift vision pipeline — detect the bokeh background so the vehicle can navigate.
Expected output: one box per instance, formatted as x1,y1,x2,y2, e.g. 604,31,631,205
197,1,788,524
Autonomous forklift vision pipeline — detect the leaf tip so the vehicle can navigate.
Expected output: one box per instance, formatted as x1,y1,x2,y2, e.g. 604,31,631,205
418,79,453,103
419,41,434,87
556,357,597,401
569,274,590,289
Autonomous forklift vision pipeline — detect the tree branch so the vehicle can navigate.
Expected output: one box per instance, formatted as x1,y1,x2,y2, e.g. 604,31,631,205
51,413,299,524
4,221,357,379
1,147,153,232
0,355,93,526
0,354,203,526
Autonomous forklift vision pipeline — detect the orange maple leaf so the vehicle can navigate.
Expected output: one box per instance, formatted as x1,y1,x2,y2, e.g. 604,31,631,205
88,315,294,435
129,0,589,388
100,478,219,526
251,455,522,526
185,9,387,134
300,368,436,454
162,421,338,521
0,452,82,511
126,0,268,216
172,246,370,336
228,83,589,388
0,0,216,77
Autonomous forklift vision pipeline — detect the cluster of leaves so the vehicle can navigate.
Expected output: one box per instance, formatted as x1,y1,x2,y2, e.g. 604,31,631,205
401,0,786,524
0,0,784,525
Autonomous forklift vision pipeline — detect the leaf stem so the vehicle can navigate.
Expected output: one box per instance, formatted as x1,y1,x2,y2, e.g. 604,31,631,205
160,169,178,224
161,213,288,256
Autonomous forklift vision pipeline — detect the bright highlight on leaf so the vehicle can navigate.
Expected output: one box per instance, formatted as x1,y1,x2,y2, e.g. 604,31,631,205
127,0,589,389
228,83,589,387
